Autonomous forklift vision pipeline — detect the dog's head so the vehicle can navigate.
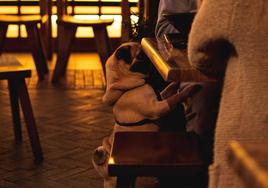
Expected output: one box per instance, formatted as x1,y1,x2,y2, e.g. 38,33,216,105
113,42,151,75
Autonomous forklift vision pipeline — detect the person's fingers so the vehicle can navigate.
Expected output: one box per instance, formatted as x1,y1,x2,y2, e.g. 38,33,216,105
186,112,197,121
165,84,202,109
160,82,180,99
179,84,202,100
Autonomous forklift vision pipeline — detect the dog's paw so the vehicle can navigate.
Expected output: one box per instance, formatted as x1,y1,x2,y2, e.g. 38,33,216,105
92,146,108,166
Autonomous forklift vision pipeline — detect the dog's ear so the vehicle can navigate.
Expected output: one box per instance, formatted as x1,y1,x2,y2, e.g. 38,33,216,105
114,45,132,65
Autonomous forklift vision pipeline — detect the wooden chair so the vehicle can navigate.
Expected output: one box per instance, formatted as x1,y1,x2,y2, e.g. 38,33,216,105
108,132,207,188
51,0,114,83
0,55,43,164
0,0,52,80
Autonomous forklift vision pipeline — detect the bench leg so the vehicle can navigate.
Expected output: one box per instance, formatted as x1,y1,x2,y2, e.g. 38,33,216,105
26,24,48,80
92,25,111,79
15,79,43,164
116,176,136,188
52,25,77,83
0,24,8,55
8,80,22,143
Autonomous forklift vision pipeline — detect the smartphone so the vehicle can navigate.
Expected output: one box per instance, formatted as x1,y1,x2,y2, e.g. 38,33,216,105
164,33,188,49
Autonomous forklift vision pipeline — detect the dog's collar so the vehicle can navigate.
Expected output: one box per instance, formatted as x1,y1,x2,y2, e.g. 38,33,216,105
115,118,155,126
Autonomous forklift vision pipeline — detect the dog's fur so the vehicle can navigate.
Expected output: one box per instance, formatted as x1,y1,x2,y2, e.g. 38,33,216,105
92,42,201,188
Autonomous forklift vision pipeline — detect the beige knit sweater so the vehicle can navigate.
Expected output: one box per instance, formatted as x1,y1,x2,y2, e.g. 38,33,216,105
188,0,268,187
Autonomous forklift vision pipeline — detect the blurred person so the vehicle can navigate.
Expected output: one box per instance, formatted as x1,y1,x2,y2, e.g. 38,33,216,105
155,0,222,167
155,0,197,39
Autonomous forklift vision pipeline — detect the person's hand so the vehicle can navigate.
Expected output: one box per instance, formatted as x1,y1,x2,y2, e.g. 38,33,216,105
160,81,180,99
165,83,202,110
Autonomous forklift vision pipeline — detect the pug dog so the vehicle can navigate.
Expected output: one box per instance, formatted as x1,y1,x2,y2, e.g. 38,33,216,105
92,42,201,188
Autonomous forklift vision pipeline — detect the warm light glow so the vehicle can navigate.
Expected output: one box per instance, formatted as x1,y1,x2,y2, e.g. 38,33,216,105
0,6,18,14
6,25,18,38
108,157,115,164
21,6,40,14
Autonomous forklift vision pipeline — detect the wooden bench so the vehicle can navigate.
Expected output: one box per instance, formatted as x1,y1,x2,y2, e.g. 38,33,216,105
108,132,207,188
0,55,43,164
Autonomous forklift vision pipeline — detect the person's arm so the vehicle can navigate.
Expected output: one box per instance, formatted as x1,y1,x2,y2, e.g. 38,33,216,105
155,0,197,39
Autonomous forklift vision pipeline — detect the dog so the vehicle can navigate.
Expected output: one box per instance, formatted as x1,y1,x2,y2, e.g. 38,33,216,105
92,42,201,188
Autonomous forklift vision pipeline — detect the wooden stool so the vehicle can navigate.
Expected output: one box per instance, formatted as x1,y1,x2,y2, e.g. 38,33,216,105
108,132,207,188
51,0,113,83
0,55,43,164
0,0,52,79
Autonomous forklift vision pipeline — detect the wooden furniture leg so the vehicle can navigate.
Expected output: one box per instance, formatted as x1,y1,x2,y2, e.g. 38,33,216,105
26,24,48,80
8,79,22,143
93,25,111,79
52,25,77,83
40,0,53,60
15,78,43,163
40,21,53,61
117,176,136,188
1,57,42,163
0,24,8,54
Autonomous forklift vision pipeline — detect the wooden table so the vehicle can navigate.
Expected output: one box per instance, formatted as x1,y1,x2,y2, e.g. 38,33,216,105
0,55,43,163
108,132,206,187
141,38,216,82
228,141,268,188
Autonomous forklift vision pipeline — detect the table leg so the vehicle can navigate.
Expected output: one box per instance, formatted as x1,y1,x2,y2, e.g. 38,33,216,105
116,176,136,188
16,79,43,164
8,79,22,143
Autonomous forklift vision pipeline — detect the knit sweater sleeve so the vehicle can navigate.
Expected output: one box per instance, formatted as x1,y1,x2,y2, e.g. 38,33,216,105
188,0,235,78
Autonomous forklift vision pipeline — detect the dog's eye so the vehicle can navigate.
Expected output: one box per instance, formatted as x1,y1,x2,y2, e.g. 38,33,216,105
115,46,132,64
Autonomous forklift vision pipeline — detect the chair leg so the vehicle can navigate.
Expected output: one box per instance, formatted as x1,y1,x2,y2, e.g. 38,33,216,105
0,24,8,55
26,24,48,80
40,0,53,61
8,79,22,143
116,176,136,188
92,25,111,79
15,79,43,164
52,25,77,83
40,22,53,61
